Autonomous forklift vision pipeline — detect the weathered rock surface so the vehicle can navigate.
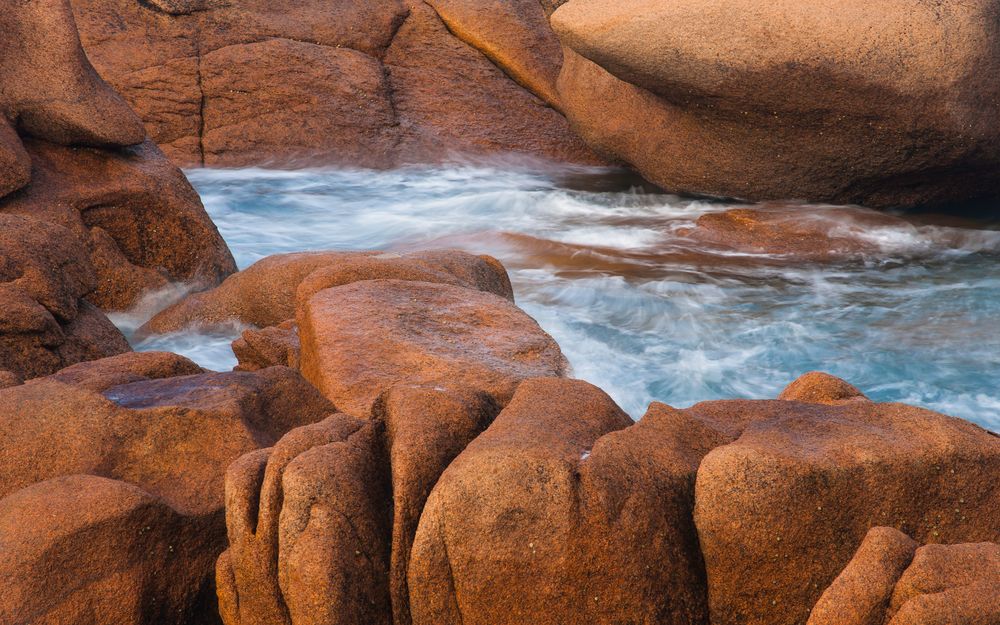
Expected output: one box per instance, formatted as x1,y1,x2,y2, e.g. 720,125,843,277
0,356,334,513
2,138,236,310
142,249,513,335
552,0,1000,208
693,384,1000,625
424,0,564,108
413,378,726,625
809,532,1000,625
299,279,567,416
72,0,598,167
807,527,918,625
217,415,392,625
0,0,145,148
0,475,219,625
374,384,499,625
233,321,301,372
886,541,1000,624
0,214,130,380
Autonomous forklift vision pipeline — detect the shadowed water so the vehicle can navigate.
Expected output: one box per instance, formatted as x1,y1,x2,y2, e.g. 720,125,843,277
117,162,1000,430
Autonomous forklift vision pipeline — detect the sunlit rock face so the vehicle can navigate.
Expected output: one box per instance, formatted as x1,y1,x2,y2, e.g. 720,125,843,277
552,0,1000,208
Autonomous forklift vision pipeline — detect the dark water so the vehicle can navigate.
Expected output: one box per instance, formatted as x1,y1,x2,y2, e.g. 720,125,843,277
114,163,1000,430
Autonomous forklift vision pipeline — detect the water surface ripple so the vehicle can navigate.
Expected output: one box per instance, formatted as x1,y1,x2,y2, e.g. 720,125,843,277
122,163,1000,430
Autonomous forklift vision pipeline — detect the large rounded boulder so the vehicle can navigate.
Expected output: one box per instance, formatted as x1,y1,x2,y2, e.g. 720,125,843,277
551,0,1000,208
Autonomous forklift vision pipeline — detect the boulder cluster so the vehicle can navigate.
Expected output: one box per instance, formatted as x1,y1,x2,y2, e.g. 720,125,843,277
3,244,998,625
70,0,1000,207
1,1,998,625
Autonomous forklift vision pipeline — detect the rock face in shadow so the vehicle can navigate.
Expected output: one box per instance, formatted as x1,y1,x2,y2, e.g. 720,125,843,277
374,385,499,625
0,0,145,148
0,0,236,314
141,250,513,335
0,352,335,625
2,138,236,311
809,530,1000,625
807,527,918,625
217,415,392,625
71,0,599,167
233,321,301,372
0,214,130,380
551,0,1000,208
298,280,567,416
693,386,1000,625
0,475,220,625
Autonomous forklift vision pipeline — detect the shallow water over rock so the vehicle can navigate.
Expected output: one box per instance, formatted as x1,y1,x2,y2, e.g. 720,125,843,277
116,162,1000,430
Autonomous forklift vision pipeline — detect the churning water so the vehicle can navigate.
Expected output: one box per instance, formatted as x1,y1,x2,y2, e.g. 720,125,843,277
119,162,1000,430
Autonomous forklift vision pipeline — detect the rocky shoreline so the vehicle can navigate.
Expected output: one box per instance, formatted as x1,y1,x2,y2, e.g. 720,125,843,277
1,1,999,625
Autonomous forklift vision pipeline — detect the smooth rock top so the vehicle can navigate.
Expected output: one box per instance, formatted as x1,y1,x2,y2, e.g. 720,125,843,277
298,279,568,416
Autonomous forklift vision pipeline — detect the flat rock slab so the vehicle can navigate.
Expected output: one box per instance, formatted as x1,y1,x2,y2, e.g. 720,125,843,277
298,279,567,416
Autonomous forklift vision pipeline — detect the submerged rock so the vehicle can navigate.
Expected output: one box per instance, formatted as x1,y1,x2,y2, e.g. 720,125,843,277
552,0,1000,208
298,279,567,416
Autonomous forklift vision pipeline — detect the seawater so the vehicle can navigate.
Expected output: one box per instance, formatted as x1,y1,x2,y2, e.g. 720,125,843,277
115,162,1000,430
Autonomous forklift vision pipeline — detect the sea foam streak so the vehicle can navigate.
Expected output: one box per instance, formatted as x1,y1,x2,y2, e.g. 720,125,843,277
116,163,1000,430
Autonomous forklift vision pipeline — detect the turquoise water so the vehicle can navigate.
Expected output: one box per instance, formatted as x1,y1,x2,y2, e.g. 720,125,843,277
120,163,1000,430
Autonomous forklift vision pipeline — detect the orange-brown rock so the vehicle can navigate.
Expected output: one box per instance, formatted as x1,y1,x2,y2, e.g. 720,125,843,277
142,249,514,335
679,206,913,261
0,358,334,513
217,415,391,625
0,0,145,148
810,532,1000,625
0,370,22,389
0,475,219,625
299,279,567,416
1,138,236,310
48,350,204,390
0,214,130,380
414,378,730,624
373,384,499,625
233,321,300,372
70,0,598,167
778,370,868,404
0,118,30,198
886,542,1000,624
424,0,564,107
0,353,335,623
552,1,1000,208
693,379,1000,625
807,527,918,625
200,39,398,168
